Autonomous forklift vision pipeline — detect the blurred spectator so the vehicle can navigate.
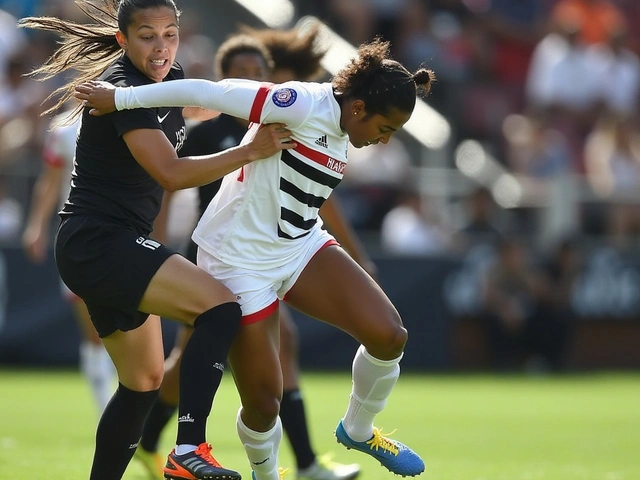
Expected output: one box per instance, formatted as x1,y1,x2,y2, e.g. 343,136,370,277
502,114,572,192
0,176,22,242
455,186,504,250
525,19,603,171
395,0,441,71
446,180,506,320
550,0,625,46
526,21,601,121
470,0,546,92
0,49,49,168
427,9,473,83
584,115,640,248
174,11,216,79
380,187,449,256
590,27,640,117
480,236,572,372
456,16,509,142
0,7,27,81
324,0,376,45
325,0,415,47
540,237,581,368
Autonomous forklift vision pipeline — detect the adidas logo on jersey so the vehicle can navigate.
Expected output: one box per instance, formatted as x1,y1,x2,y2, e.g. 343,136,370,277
315,135,328,148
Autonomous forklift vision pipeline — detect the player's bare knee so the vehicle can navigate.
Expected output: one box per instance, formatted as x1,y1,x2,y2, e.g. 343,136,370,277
366,322,408,359
243,395,280,431
126,367,163,392
147,366,164,390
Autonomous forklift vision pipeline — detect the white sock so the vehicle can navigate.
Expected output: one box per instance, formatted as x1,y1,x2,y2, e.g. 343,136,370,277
79,341,115,413
175,444,198,455
236,408,282,480
342,345,402,442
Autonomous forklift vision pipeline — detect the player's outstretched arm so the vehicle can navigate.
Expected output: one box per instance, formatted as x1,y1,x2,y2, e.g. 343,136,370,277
76,78,252,117
76,78,312,129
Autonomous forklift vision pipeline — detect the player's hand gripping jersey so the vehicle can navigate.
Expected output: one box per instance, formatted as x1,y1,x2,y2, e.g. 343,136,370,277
115,79,349,269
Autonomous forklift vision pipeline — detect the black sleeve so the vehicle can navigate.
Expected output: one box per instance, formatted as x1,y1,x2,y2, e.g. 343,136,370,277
106,61,186,138
109,108,162,138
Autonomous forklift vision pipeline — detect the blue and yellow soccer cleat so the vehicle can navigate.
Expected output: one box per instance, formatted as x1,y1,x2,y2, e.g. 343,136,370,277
334,421,425,477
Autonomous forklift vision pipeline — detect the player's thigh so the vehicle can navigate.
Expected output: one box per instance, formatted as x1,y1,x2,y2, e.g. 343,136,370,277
285,245,406,356
139,254,236,324
102,314,165,391
278,304,300,389
229,310,282,429
278,303,299,355
70,298,101,344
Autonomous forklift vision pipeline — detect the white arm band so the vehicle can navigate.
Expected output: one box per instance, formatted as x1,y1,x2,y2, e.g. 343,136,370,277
114,78,260,120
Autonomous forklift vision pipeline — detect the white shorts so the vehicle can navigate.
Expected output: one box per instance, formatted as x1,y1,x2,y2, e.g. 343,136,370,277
197,227,338,324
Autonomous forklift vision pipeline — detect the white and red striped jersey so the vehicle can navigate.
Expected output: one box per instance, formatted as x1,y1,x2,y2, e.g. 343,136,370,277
115,78,350,269
43,113,81,207
194,81,348,269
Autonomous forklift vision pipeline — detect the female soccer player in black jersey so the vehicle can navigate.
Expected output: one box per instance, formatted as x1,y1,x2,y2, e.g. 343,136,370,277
18,2,294,480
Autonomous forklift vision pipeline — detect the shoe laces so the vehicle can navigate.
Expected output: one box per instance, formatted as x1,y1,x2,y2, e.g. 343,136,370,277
194,443,222,468
366,428,399,456
278,467,291,480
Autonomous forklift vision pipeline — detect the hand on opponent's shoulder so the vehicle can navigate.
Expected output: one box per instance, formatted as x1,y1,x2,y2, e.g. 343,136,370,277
75,81,117,116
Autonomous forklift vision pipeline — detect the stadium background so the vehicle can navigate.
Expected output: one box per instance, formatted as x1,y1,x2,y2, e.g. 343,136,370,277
1,0,640,372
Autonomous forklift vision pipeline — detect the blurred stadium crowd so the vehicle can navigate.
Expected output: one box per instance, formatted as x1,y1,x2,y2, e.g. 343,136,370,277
1,0,640,371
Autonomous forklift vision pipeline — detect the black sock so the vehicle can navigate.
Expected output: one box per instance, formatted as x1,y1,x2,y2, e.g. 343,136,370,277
280,388,316,470
176,302,242,446
140,397,177,453
90,383,159,480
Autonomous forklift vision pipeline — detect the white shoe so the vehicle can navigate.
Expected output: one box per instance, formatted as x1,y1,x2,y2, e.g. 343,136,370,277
297,455,360,480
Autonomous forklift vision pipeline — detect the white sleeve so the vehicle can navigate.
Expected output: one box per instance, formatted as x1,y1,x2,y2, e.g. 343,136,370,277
253,81,314,129
114,78,313,128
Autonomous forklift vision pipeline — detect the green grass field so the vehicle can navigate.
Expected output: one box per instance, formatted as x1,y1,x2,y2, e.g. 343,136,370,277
1,369,639,480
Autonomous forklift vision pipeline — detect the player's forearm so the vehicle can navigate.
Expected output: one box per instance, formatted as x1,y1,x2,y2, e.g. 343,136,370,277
26,177,60,229
115,79,255,120
164,145,258,191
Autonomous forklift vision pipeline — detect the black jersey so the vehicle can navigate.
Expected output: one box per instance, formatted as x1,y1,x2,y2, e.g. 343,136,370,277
179,113,247,219
61,55,187,234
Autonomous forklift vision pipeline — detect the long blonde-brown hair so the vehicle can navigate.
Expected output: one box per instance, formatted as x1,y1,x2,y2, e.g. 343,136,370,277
18,0,180,119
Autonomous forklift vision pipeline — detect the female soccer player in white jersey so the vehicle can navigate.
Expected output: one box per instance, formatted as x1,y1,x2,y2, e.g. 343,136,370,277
76,37,434,480
137,31,363,480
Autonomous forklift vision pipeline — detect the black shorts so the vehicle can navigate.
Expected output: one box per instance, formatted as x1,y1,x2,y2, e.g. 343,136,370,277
185,238,198,265
54,215,176,338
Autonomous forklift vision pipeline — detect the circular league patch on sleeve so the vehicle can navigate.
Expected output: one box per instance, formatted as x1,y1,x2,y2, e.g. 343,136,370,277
272,88,297,107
